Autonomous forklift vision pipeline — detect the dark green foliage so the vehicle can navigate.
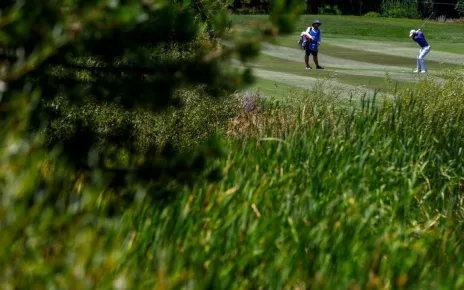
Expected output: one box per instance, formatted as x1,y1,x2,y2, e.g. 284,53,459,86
381,0,422,19
0,2,302,288
457,0,464,17
235,0,458,17
318,4,343,15
1,0,257,189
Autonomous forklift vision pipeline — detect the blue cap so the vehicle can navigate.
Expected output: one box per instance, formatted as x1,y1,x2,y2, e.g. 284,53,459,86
313,20,321,25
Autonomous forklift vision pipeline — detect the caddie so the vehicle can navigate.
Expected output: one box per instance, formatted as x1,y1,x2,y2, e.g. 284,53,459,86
302,20,324,70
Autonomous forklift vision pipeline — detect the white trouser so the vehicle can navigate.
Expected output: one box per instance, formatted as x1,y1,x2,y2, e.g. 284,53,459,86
417,45,430,72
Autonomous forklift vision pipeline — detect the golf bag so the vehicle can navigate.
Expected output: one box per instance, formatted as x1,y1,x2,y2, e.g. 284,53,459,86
298,30,311,50
298,36,307,50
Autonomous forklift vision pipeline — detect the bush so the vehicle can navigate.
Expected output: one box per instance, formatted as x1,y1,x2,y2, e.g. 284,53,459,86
44,86,243,156
381,0,421,19
363,11,381,17
456,0,464,18
318,4,342,15
233,7,268,15
422,0,434,16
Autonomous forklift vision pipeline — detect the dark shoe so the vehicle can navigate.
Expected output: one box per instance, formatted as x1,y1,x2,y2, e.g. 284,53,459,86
316,65,324,69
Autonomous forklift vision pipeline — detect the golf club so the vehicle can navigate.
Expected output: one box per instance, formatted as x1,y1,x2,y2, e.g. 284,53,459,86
418,12,434,30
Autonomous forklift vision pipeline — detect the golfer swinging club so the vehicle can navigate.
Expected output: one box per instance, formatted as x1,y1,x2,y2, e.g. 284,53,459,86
409,28,430,73
302,20,324,70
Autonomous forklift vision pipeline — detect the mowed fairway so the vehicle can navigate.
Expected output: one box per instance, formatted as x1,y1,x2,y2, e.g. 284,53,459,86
233,15,464,98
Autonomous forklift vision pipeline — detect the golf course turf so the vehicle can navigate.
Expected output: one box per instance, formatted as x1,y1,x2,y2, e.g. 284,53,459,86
232,15,464,98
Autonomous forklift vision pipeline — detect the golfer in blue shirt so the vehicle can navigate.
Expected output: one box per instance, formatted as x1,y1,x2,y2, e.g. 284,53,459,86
409,29,430,73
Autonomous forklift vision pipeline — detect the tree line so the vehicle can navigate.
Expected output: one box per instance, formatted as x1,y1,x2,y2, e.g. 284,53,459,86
230,0,461,18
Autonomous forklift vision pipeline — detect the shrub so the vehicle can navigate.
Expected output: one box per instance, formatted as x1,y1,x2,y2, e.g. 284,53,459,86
363,11,381,17
456,0,464,18
44,86,243,156
318,4,342,15
381,0,421,19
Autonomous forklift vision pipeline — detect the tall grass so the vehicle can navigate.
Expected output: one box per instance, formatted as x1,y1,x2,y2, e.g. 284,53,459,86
116,73,464,288
2,74,464,288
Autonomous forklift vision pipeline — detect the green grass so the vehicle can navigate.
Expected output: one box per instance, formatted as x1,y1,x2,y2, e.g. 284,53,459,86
119,74,464,289
4,72,464,289
249,77,305,98
233,15,464,44
249,53,406,91
2,13,464,290
276,38,459,69
233,15,464,98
